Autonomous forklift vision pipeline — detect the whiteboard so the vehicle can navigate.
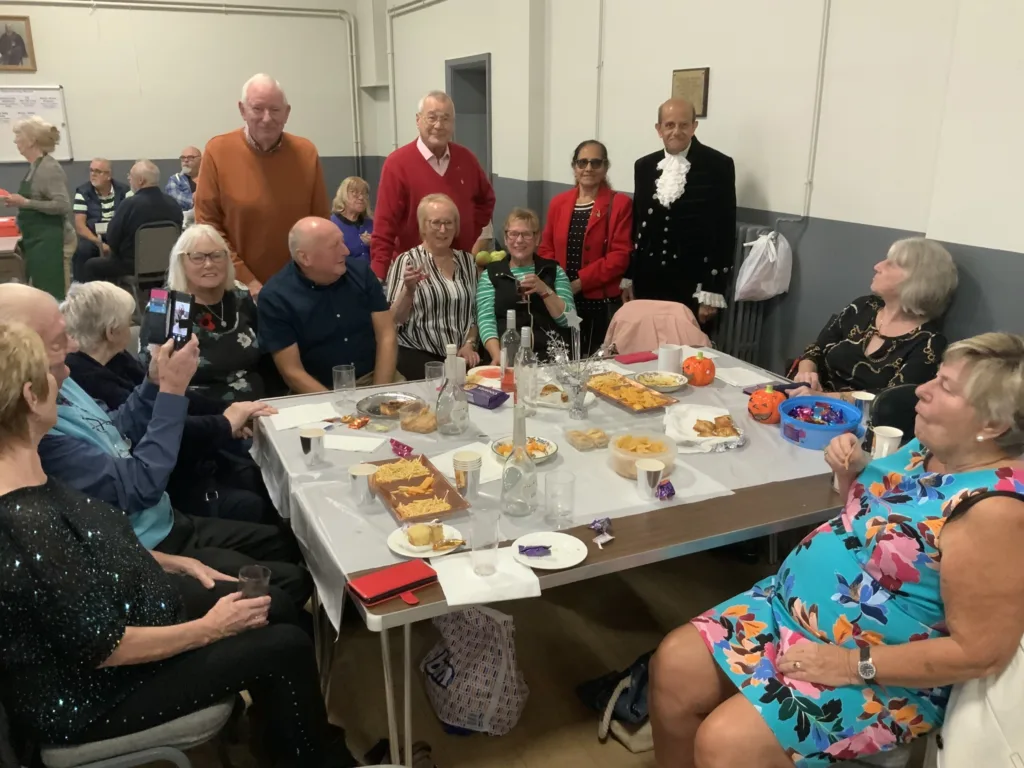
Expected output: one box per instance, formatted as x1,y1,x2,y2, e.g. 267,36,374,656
0,86,72,163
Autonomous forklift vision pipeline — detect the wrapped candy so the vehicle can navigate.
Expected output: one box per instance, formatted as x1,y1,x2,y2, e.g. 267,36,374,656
657,479,676,500
518,545,552,557
390,438,413,458
347,417,370,430
589,517,615,549
791,402,847,426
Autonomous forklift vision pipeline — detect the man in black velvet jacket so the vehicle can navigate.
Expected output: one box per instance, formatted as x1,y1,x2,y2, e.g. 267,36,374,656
624,98,737,326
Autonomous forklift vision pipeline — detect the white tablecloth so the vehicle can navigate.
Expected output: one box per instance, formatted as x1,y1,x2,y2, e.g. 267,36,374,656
257,354,829,629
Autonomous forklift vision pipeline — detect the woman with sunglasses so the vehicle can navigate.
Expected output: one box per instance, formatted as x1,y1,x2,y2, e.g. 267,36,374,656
477,207,575,364
385,193,480,379
538,140,633,355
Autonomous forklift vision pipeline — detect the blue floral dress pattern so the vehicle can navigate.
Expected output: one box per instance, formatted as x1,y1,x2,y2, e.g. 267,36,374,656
692,440,1020,766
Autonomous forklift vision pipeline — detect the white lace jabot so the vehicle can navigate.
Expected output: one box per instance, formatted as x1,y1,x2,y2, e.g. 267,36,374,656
654,150,691,208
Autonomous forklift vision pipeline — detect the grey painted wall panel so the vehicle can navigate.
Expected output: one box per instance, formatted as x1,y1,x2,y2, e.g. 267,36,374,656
8,153,1018,373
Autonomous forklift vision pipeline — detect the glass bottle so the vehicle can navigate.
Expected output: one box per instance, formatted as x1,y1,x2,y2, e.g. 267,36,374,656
436,343,469,436
501,405,538,517
514,326,539,413
499,310,520,393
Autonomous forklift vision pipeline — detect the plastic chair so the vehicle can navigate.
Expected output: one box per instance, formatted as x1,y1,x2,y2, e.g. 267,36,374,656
870,384,919,446
603,300,711,355
122,221,180,322
39,698,235,768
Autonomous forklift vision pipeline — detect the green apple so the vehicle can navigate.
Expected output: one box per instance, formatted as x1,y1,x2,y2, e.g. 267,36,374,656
489,250,507,262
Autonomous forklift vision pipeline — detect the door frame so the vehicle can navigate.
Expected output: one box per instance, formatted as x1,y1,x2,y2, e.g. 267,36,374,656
444,53,492,178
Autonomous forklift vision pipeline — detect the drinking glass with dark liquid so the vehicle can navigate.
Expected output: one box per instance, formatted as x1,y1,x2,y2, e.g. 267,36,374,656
516,279,530,303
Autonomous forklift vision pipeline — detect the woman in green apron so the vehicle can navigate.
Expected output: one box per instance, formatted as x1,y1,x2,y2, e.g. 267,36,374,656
4,116,72,299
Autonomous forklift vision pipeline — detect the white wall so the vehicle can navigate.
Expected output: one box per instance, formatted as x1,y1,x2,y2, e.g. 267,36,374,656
383,0,1024,254
0,0,357,161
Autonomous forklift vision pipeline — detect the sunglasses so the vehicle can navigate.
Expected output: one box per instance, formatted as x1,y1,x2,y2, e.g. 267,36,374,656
574,158,606,170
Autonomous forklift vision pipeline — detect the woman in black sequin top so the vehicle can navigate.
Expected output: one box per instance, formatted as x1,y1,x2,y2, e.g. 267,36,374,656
0,321,357,766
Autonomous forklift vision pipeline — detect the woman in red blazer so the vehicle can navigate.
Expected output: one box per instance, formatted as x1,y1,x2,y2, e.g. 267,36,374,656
538,140,633,355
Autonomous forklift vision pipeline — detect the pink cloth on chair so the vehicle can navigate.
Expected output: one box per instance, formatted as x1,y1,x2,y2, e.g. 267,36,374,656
603,300,711,355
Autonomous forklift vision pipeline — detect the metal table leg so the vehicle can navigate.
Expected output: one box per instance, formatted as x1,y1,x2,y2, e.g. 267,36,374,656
380,629,400,765
312,588,339,700
404,623,412,768
768,533,780,565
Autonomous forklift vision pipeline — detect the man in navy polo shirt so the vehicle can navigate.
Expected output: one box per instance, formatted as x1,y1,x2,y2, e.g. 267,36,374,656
259,217,398,393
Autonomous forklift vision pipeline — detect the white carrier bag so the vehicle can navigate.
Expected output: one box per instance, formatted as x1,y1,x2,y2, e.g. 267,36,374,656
733,231,792,302
420,606,529,736
933,632,1024,767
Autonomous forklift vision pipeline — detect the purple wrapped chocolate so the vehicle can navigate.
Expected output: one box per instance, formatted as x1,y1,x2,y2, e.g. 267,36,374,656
657,479,676,500
390,438,413,457
588,518,612,535
463,384,509,409
518,545,552,557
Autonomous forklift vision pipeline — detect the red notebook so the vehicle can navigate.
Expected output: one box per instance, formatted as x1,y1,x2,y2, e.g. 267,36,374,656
614,351,658,364
348,560,438,607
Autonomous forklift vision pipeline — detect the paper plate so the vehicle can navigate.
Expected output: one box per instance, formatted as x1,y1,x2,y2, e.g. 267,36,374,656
466,366,502,386
534,380,597,410
511,532,588,570
491,435,559,464
664,403,747,454
387,524,464,559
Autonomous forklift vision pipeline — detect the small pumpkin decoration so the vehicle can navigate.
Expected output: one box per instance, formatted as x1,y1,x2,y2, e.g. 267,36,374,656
682,351,716,387
748,384,787,424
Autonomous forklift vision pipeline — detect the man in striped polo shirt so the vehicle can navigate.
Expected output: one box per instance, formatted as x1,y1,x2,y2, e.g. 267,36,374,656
71,158,130,281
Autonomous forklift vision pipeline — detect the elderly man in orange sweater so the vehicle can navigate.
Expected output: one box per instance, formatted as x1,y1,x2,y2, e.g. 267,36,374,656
195,74,330,298
370,90,495,280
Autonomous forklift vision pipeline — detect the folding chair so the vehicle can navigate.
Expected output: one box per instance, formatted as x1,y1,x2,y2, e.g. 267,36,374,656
122,221,180,322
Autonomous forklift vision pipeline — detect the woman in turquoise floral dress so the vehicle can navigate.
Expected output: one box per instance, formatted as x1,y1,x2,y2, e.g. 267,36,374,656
650,332,1024,768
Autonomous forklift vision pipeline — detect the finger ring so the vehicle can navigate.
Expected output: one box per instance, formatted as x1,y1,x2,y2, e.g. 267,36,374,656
795,661,802,670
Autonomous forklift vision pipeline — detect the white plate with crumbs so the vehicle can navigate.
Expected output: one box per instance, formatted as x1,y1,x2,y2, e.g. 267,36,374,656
387,524,465,559
511,532,588,570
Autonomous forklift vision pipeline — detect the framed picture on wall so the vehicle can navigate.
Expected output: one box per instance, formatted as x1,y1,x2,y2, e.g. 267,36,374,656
0,17,35,72
671,67,709,118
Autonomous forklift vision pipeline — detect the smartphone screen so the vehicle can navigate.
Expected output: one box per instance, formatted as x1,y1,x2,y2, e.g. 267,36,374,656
169,293,194,348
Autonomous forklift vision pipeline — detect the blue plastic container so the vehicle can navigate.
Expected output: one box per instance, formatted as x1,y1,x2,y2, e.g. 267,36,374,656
778,395,862,450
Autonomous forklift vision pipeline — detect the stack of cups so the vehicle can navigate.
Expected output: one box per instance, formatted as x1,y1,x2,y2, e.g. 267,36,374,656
453,451,483,500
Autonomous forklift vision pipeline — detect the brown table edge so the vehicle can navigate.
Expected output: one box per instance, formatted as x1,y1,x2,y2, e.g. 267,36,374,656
348,472,841,627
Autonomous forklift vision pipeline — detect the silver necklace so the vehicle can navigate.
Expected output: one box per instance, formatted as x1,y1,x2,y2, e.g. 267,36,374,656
203,299,227,328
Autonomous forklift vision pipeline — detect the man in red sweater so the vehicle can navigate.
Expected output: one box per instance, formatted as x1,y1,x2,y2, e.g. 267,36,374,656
370,90,495,280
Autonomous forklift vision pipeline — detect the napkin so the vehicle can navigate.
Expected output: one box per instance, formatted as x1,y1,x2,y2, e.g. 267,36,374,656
614,351,658,364
430,548,541,607
430,442,504,485
715,367,775,388
680,346,719,359
324,434,386,453
598,361,638,377
665,403,746,453
268,403,339,431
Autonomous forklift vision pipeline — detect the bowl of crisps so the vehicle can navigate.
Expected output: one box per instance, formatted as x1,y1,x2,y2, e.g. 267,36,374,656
608,430,678,479
634,371,688,393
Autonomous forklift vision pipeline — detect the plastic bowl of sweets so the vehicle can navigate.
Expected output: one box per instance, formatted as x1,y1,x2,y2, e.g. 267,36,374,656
778,395,863,450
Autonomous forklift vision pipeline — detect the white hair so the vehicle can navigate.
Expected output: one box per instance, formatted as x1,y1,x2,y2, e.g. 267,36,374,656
168,224,235,292
417,90,454,113
241,73,289,106
886,237,958,320
60,282,136,354
131,160,160,187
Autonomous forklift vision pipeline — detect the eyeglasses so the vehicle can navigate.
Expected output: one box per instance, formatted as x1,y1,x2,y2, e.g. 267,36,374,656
505,230,535,242
186,250,227,265
422,112,453,126
426,219,455,232
179,154,200,162
574,158,606,170
348,190,368,199
89,168,110,175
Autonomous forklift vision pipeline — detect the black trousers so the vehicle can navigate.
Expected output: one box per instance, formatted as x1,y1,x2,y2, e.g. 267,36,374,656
76,622,357,768
155,512,312,610
82,255,131,283
396,344,444,381
169,573,312,637
577,299,621,357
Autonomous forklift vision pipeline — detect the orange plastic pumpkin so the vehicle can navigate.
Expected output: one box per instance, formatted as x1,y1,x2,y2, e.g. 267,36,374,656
682,351,716,387
748,384,787,424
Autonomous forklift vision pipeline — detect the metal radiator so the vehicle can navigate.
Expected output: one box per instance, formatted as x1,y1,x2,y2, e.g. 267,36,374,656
712,222,773,365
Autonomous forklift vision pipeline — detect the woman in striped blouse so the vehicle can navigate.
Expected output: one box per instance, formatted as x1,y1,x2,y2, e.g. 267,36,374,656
477,208,576,363
385,193,480,379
